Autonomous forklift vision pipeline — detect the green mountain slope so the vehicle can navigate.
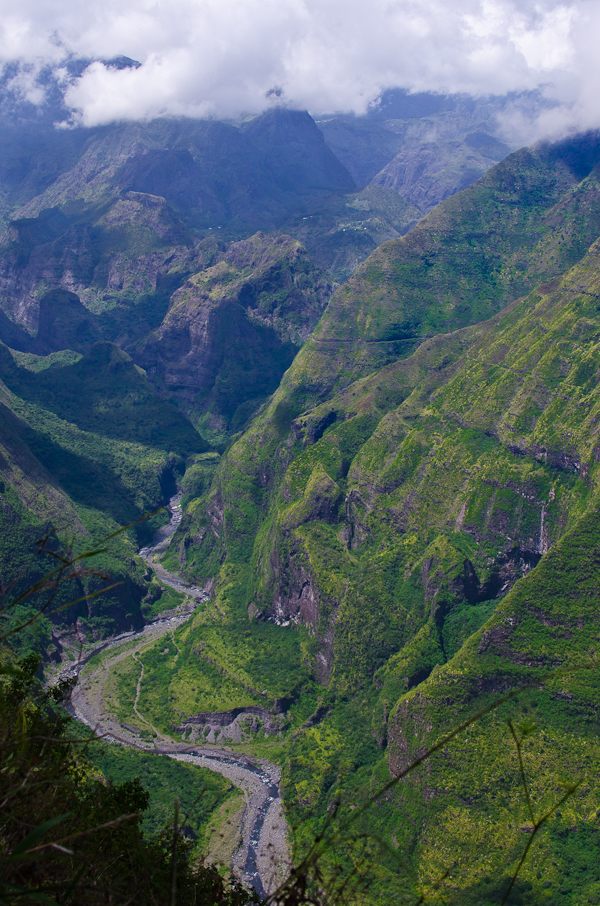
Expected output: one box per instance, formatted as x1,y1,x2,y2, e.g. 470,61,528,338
275,136,600,406
0,105,525,467
0,341,207,644
0,206,335,446
179,135,600,593
154,133,600,903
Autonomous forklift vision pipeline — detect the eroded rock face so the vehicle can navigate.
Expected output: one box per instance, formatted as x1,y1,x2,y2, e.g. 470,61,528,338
175,706,285,743
202,145,600,694
0,192,204,332
371,135,510,214
387,693,432,778
136,233,332,427
266,533,335,683
34,289,101,354
0,217,96,330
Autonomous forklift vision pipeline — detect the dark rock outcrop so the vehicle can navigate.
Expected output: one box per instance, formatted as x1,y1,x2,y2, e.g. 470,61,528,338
34,289,101,354
175,706,285,743
136,232,331,430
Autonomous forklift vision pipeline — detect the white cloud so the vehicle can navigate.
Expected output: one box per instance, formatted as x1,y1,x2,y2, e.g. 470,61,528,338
0,0,599,139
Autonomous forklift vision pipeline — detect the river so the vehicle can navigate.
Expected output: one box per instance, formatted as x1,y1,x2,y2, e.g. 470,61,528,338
60,494,290,898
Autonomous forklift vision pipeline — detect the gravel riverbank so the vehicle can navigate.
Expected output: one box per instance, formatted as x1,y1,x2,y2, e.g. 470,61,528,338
59,494,291,897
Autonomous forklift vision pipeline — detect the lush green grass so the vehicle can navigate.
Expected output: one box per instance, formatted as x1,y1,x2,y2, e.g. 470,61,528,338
87,740,233,843
109,563,318,737
173,137,600,903
140,580,187,620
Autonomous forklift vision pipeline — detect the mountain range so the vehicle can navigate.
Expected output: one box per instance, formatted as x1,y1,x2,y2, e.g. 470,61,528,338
163,130,600,905
1,88,599,904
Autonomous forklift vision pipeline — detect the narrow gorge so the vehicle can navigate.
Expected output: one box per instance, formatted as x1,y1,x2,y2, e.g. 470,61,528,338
58,496,290,898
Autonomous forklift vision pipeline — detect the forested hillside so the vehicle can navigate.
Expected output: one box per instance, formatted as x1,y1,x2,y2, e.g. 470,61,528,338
154,131,600,904
0,97,520,644
3,90,600,905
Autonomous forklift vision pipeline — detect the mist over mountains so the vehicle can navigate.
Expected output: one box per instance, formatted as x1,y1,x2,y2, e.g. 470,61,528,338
2,52,600,904
2,0,600,141
2,79,550,453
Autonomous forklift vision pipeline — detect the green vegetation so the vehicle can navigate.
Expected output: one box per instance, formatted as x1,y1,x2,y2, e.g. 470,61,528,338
0,536,258,905
0,650,261,906
0,337,207,640
5,120,600,904
283,185,421,283
110,563,319,735
172,135,600,903
87,742,231,841
137,231,331,446
277,137,600,407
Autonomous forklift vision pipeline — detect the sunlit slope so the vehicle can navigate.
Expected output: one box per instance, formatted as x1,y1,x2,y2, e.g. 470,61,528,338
377,492,600,904
275,135,600,403
165,189,600,903
179,133,600,617
237,240,600,679
278,229,600,906
285,499,600,906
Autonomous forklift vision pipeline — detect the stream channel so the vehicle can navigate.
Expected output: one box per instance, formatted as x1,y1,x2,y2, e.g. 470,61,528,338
60,494,290,898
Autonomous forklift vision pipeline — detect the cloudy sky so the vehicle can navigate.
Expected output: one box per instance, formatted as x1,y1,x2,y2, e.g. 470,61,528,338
1,0,599,139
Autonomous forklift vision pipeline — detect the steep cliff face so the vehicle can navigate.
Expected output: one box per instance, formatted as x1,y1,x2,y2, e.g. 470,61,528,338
317,89,524,206
0,108,355,347
240,109,355,202
371,132,511,212
33,289,102,353
0,205,336,447
192,134,600,639
0,191,204,332
136,233,332,439
173,135,600,904
276,138,600,410
0,102,523,346
11,110,354,229
0,111,359,449
382,500,600,903
168,135,600,783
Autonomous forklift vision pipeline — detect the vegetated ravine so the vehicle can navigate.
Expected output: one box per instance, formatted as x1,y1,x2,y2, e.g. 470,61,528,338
61,496,290,898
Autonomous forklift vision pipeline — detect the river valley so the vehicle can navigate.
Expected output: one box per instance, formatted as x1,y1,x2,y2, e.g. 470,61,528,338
58,495,291,898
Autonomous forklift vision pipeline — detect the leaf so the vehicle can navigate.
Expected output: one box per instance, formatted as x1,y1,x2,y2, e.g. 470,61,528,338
10,814,70,860
0,665,27,678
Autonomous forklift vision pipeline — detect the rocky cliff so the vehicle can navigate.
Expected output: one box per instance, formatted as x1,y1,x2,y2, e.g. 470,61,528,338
136,232,331,440
160,130,600,904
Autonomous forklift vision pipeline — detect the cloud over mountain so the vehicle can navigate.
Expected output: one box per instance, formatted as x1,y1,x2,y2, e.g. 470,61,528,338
1,0,599,140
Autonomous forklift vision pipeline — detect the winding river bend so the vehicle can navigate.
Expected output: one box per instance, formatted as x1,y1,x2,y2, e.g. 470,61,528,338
60,495,290,898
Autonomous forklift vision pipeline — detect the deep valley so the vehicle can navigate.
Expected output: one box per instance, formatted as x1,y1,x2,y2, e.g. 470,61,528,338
2,84,600,906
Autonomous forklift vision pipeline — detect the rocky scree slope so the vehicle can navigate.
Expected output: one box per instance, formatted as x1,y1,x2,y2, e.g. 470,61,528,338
161,132,600,903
